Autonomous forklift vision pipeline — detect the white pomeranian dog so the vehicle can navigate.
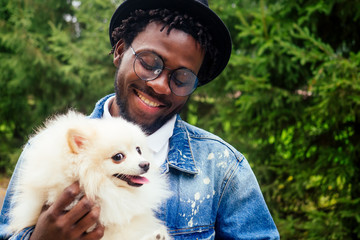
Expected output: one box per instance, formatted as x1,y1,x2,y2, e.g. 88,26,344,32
8,111,171,240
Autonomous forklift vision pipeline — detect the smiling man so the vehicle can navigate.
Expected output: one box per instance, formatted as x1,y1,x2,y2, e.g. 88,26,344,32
110,21,204,134
0,0,280,239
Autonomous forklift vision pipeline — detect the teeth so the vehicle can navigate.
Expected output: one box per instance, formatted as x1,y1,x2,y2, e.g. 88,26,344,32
137,92,160,107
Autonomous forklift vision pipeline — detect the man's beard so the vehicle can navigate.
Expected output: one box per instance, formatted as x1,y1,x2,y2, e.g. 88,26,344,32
113,74,183,135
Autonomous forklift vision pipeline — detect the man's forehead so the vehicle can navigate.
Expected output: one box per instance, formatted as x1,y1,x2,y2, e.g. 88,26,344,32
131,22,205,71
133,22,204,52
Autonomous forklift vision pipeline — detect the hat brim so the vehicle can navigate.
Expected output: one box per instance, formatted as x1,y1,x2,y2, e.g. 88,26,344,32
109,0,232,85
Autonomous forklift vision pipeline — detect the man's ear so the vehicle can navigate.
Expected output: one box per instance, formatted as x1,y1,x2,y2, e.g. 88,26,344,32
113,39,125,67
67,128,88,154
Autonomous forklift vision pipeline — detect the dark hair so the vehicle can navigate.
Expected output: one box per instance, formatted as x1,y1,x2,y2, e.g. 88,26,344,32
110,8,218,85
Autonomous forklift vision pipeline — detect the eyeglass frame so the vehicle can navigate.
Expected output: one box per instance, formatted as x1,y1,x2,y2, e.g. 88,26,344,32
129,45,199,97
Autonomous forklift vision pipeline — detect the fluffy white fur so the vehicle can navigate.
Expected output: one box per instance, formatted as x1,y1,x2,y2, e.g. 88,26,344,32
8,111,171,240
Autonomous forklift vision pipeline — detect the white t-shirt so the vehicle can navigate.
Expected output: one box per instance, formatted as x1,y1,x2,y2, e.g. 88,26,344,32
102,96,176,166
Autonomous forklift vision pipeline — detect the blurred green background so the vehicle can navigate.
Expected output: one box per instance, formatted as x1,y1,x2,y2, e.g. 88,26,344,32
1,0,359,239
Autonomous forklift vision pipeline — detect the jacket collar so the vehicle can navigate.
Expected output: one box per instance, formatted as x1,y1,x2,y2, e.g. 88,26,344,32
165,115,199,175
89,93,115,119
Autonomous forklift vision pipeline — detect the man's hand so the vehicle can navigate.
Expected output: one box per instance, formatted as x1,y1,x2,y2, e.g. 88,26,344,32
29,182,105,240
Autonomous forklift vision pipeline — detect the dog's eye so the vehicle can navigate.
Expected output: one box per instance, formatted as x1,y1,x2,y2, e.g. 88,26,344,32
136,147,142,155
112,153,125,163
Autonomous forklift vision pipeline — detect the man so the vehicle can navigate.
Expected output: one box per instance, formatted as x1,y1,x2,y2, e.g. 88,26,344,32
0,0,280,239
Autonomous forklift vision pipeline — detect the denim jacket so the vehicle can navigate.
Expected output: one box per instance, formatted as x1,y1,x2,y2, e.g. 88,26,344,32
0,94,279,239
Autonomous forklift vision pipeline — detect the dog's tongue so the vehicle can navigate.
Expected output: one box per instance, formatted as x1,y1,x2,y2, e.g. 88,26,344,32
129,176,149,185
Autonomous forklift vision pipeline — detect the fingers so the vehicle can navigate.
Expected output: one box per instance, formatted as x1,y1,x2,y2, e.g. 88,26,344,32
65,195,94,226
69,204,100,237
80,223,105,240
59,184,103,239
30,182,103,240
50,182,82,217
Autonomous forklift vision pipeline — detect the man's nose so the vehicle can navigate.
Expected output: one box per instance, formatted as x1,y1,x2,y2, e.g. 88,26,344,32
146,72,172,95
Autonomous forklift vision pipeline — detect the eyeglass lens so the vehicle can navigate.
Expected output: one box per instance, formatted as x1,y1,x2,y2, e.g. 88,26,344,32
133,50,198,96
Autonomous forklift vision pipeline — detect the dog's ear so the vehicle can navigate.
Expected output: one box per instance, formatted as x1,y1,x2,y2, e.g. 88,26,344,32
67,128,87,154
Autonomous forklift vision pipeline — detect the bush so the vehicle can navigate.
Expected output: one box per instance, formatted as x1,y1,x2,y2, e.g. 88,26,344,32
184,0,360,239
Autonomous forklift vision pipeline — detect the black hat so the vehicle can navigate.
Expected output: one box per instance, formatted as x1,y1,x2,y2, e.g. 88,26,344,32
109,0,232,85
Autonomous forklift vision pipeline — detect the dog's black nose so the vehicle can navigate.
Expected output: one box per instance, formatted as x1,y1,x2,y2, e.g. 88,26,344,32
139,161,150,173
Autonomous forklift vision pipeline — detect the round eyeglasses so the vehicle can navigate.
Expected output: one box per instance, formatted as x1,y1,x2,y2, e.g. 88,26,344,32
130,46,198,97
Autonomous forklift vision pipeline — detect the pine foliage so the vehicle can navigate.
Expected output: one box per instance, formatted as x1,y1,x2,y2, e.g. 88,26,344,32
0,0,118,172
185,0,360,239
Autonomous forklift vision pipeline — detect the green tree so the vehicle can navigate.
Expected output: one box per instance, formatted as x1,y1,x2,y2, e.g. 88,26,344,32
0,0,118,173
185,0,360,239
